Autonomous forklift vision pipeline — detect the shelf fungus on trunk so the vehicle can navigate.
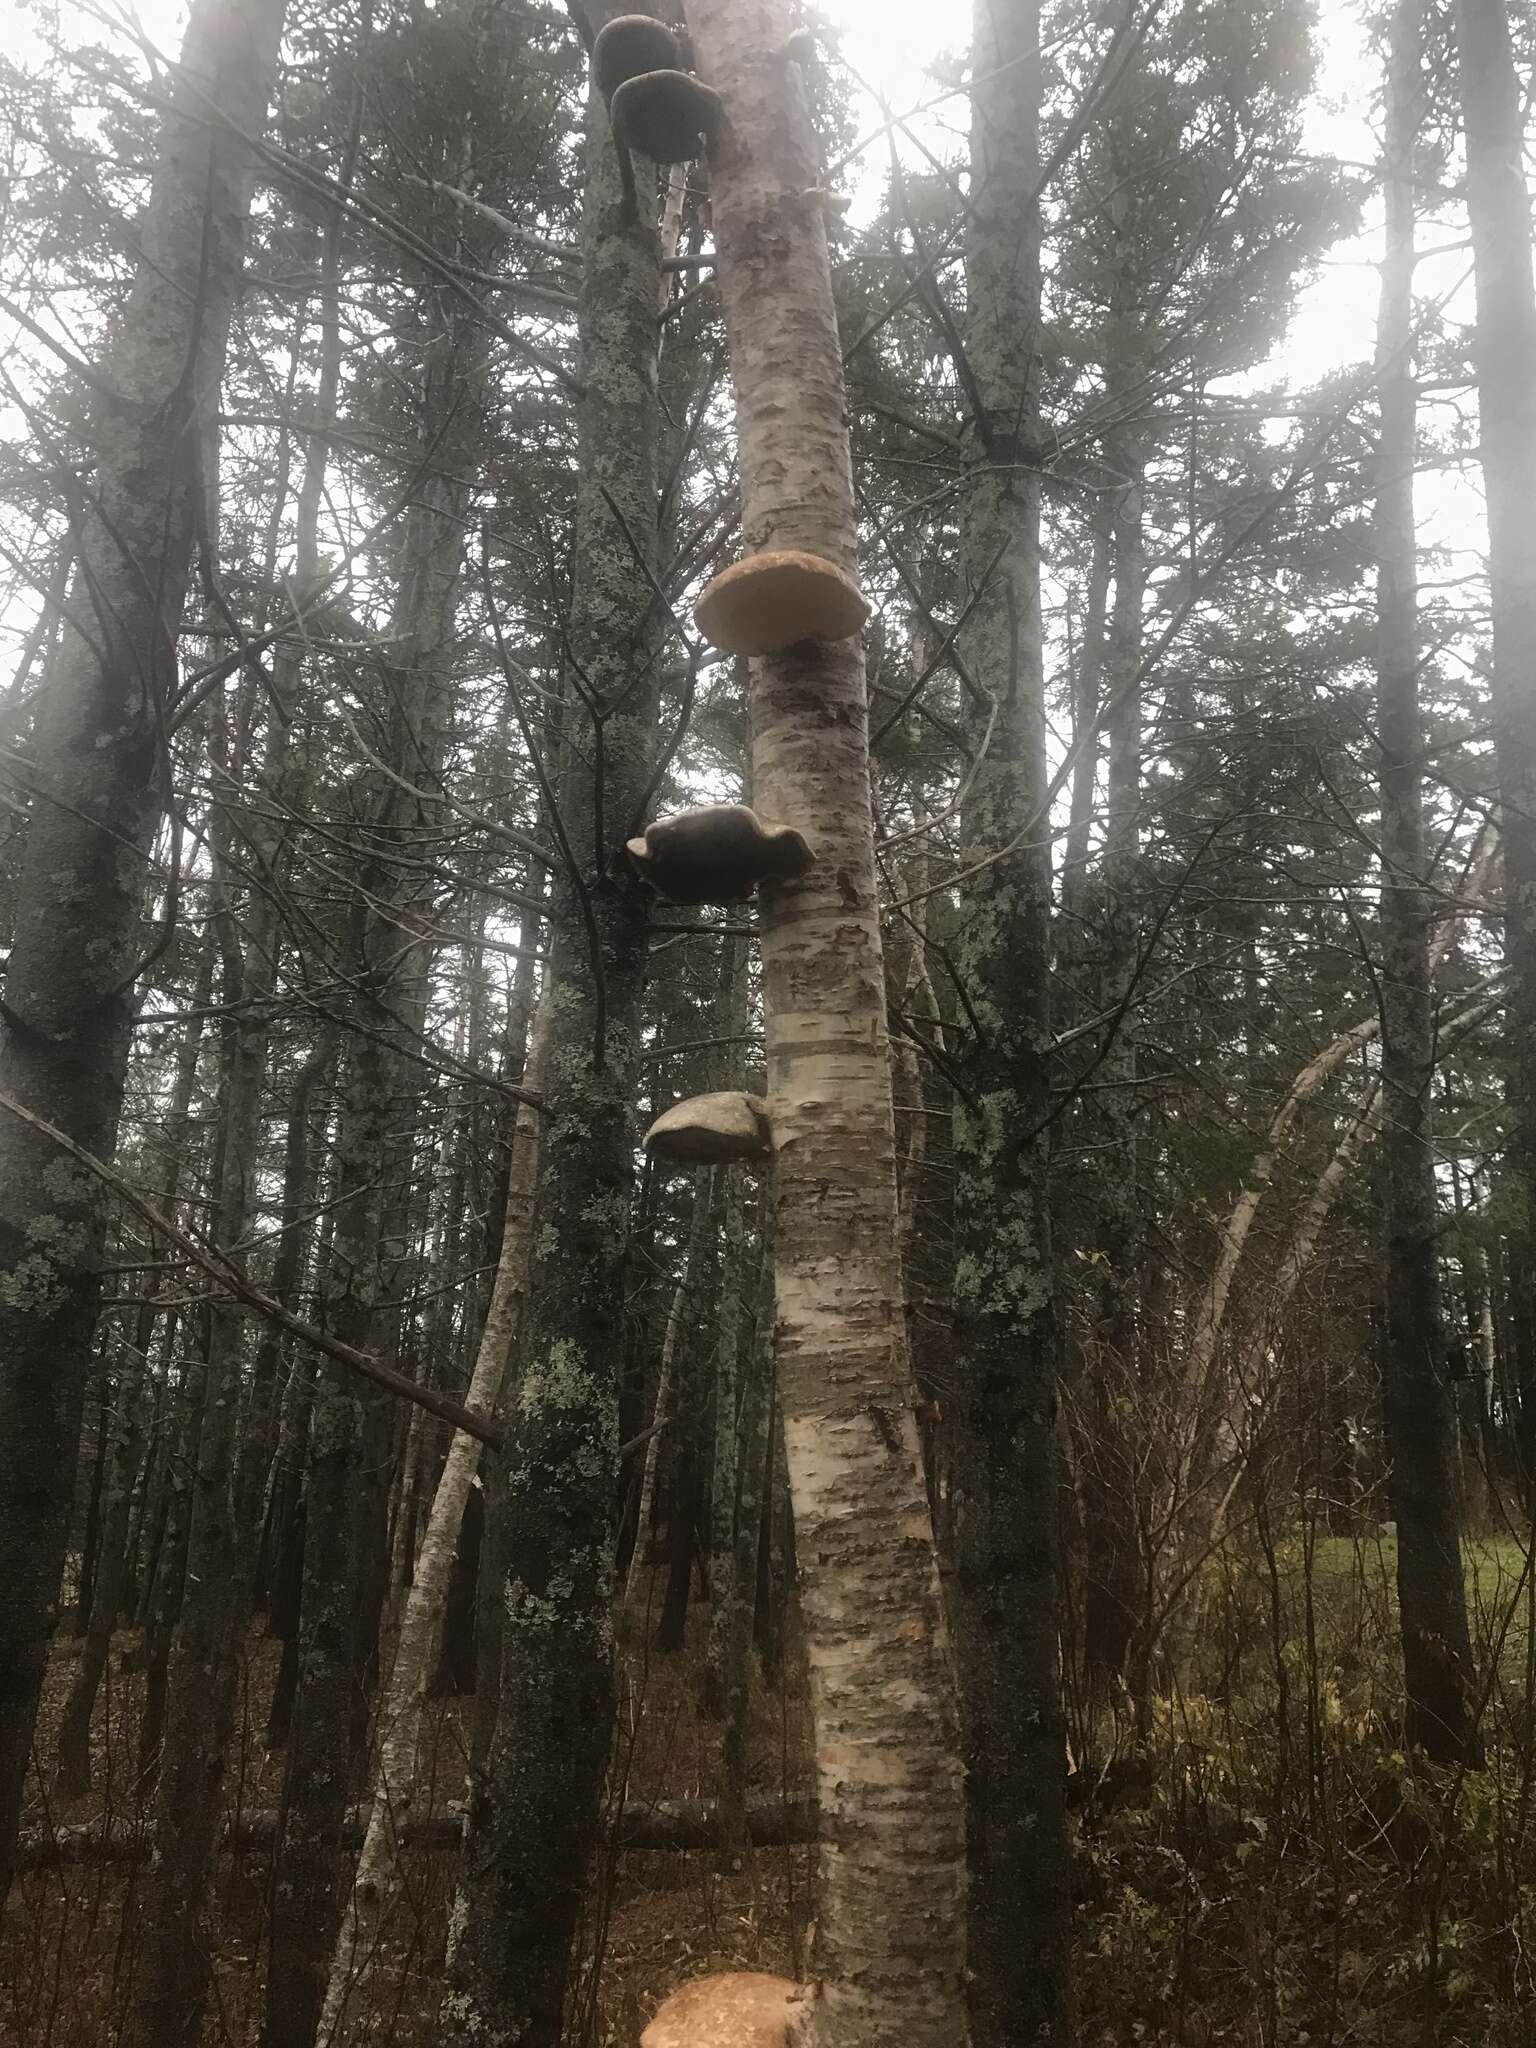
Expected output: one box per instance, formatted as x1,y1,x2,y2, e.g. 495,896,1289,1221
609,68,723,221
694,549,870,656
592,14,681,106
626,802,813,905
641,1972,801,2048
644,1091,772,1167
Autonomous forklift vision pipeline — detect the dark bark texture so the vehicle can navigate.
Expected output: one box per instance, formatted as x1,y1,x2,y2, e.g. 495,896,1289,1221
0,0,286,1898
949,0,1073,2040
1377,0,1479,1765
436,10,662,2035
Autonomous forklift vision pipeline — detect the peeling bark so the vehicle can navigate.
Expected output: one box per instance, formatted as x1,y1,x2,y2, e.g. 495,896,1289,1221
682,5,968,2041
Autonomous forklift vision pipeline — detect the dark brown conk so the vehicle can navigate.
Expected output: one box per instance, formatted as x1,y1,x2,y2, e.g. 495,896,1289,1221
609,68,723,167
626,803,814,906
592,14,680,107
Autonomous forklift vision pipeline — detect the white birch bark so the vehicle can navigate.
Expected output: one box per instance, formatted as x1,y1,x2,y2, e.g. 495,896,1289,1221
682,6,967,2041
1180,831,1499,1464
319,995,551,2043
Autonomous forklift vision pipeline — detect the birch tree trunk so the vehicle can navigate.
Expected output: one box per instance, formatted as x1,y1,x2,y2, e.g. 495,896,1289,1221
55,1346,144,1797
626,1170,717,1606
1374,0,1478,1763
947,0,1070,2037
319,998,551,2043
682,5,967,2040
0,0,286,1896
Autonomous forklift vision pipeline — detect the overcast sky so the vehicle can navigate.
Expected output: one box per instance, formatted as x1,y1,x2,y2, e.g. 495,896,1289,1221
0,0,1484,565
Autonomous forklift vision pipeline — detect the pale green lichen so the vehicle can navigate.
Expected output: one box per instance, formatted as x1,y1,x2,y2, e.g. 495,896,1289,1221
517,1337,593,1418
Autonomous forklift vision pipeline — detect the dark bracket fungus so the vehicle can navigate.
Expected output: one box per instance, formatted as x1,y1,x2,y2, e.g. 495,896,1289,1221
694,548,870,655
609,69,723,222
592,14,681,106
625,803,814,906
644,1091,772,1167
610,68,723,165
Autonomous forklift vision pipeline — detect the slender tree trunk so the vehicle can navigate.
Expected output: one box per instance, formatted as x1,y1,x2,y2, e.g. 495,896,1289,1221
714,1248,773,1862
1081,429,1145,1708
627,1172,716,1607
466,900,547,1777
753,1385,790,1679
266,523,468,2048
703,1045,755,1716
1375,0,1479,1763
124,650,310,2044
0,0,286,1895
947,0,1071,2037
683,5,968,2040
436,8,662,2031
73,1366,111,1639
1452,0,1536,1507
55,1347,144,1796
1061,511,1112,929
319,999,550,2043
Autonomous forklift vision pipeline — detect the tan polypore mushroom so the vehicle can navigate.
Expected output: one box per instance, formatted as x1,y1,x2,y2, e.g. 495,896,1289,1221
641,1972,799,2048
694,549,870,655
592,14,680,106
625,802,813,905
644,1091,771,1167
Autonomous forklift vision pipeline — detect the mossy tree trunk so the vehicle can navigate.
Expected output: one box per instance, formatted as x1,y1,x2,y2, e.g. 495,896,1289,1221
0,0,286,1899
947,0,1072,2040
435,5,663,2035
682,4,968,2042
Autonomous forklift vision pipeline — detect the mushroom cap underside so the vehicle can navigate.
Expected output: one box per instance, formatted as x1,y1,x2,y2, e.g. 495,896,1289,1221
694,549,869,655
643,1092,771,1165
610,70,718,165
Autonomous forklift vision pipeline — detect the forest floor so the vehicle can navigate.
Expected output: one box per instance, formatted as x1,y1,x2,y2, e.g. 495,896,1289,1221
6,1539,1536,2046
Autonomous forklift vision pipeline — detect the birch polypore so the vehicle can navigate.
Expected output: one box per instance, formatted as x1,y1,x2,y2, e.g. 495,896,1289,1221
695,550,869,655
645,1091,771,1165
642,1971,799,2048
681,4,967,2043
626,802,813,904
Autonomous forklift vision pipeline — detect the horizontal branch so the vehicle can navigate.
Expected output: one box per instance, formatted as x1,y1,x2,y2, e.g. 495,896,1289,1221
15,1797,818,1871
0,1088,506,1452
